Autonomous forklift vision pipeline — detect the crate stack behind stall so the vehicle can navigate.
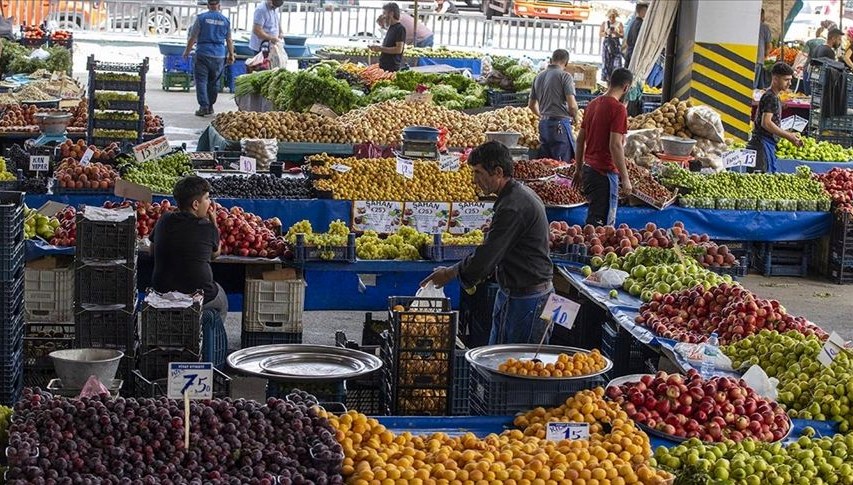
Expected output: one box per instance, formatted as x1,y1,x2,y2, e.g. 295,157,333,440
241,267,306,348
86,55,148,147
73,205,138,390
0,192,25,405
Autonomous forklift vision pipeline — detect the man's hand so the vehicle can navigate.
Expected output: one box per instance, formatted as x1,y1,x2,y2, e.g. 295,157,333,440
269,37,279,44
787,133,803,147
226,53,235,65
420,266,457,289
368,44,382,53
619,175,633,196
571,168,583,191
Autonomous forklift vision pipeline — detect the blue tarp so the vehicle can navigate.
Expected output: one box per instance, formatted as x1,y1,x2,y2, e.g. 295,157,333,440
418,57,482,75
774,158,852,174
25,239,73,261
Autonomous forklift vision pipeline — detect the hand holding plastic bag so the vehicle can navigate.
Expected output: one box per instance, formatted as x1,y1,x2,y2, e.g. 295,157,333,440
269,42,288,69
411,282,446,311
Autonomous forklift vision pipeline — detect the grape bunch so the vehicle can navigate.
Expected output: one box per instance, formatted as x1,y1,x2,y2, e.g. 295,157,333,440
0,157,16,181
209,175,312,199
356,226,429,260
285,219,350,247
441,230,484,245
121,152,193,194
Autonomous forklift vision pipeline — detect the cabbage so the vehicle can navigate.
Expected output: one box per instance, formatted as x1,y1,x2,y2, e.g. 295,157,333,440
514,71,537,92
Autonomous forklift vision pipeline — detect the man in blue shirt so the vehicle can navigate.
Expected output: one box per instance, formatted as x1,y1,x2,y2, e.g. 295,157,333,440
250,0,283,54
184,0,235,117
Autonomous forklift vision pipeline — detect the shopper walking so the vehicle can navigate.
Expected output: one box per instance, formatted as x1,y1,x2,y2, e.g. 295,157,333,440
572,68,634,227
183,0,234,117
528,48,578,162
421,141,554,346
600,8,623,82
747,62,803,173
249,0,283,54
754,8,772,88
623,2,647,68
370,3,407,71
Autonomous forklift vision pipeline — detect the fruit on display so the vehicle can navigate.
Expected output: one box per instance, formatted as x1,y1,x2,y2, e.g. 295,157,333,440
513,158,562,179
209,174,313,199
441,230,484,245
54,158,118,190
212,111,352,143
50,30,71,43
67,99,87,132
92,128,138,140
498,349,608,377
59,139,120,164
23,205,59,240
93,110,139,121
525,178,585,206
606,370,791,443
0,157,16,181
627,161,676,205
6,389,344,484
48,206,76,246
214,204,288,258
120,151,193,194
636,283,828,344
19,177,48,194
355,226,429,260
93,72,140,82
21,25,46,40
777,136,853,162
103,200,174,239
322,45,481,59
286,219,350,248
308,154,478,202
143,106,164,134
816,167,853,213
477,106,540,148
0,104,38,128
721,329,821,373
628,98,693,137
93,90,139,107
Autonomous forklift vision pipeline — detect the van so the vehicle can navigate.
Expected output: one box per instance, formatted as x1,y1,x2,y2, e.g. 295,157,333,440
0,1,109,30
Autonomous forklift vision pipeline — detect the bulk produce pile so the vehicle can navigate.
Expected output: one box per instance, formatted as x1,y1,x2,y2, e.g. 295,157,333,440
0,39,72,75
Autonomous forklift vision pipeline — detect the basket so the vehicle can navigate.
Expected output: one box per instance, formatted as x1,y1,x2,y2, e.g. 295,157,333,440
74,261,136,309
140,292,202,352
74,307,136,352
242,278,305,333
25,265,74,322
74,211,137,263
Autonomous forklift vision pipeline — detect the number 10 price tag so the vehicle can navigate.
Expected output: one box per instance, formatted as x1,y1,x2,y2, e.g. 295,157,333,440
540,293,580,329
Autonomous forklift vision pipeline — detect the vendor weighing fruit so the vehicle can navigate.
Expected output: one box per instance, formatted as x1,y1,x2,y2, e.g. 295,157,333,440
421,141,554,345
747,62,803,173
150,176,228,320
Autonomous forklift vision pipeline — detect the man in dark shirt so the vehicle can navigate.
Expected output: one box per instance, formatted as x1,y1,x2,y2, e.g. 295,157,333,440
422,142,554,345
747,62,803,173
151,176,227,320
528,48,579,162
370,2,407,72
623,1,647,68
811,28,842,63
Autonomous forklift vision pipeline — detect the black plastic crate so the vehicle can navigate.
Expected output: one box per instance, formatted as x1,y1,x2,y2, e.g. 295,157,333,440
469,364,604,415
23,322,73,370
74,307,136,351
140,292,202,352
752,241,812,277
131,367,231,399
74,262,136,309
425,242,478,262
294,233,356,262
550,296,603,351
0,241,24,282
362,312,388,346
600,318,658,378
90,118,141,131
487,89,530,107
451,346,470,416
266,380,345,403
23,368,53,390
823,116,853,133
201,309,228,368
829,260,853,284
74,210,137,262
0,366,23,405
138,347,200,382
0,310,24,352
388,296,457,351
88,56,150,74
93,80,144,93
0,276,25,316
381,332,453,416
575,90,598,109
706,257,749,278
241,330,302,348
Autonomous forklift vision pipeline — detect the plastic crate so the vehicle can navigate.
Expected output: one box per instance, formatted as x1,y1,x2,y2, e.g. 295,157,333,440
242,278,305,333
140,292,202,351
93,80,144,93
600,318,658,378
131,367,231,399
426,244,478,262
469,363,604,415
752,241,812,277
0,241,24,282
822,116,853,133
0,365,23,405
90,118,140,131
294,233,356,262
0,277,25,322
74,211,137,263
19,37,48,48
829,261,853,284
164,54,192,73
487,89,530,107
388,296,457,351
138,347,200,382
74,261,136,309
24,265,74,322
0,313,24,356
575,90,598,109
162,71,193,92
817,134,853,148
74,307,136,351
381,331,453,416
706,257,749,278
451,345,470,416
201,310,227,368
23,322,74,370
362,312,389,346
241,331,303,348
87,56,149,74
49,37,73,49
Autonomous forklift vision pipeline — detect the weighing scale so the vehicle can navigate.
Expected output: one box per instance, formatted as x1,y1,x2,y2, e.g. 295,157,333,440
401,139,439,160
33,112,72,146
508,146,529,161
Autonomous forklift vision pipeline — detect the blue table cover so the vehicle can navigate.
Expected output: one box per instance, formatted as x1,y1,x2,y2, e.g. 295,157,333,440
775,158,853,174
418,57,482,75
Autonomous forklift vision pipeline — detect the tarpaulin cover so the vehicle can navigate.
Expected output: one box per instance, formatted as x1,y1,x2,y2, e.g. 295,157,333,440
25,239,73,262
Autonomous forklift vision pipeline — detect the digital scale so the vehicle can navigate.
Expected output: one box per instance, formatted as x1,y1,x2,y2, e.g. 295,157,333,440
400,139,439,160
508,146,529,161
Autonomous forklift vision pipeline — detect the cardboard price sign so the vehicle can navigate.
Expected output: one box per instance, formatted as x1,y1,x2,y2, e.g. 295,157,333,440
168,362,214,400
540,293,580,329
781,115,808,133
133,136,171,163
238,156,256,174
818,332,849,367
29,155,49,172
546,422,590,441
395,155,414,179
722,149,757,169
439,154,460,172
79,148,94,166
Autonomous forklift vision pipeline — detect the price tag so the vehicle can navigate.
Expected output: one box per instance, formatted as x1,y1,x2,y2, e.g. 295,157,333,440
780,116,795,131
352,200,404,233
396,155,414,179
818,332,848,367
448,202,494,234
792,115,809,133
167,362,213,400
439,154,460,172
79,148,94,166
133,136,171,163
29,155,49,172
540,293,580,329
546,422,590,441
722,149,757,169
239,155,256,174
331,163,351,173
403,201,451,233
699,167,716,175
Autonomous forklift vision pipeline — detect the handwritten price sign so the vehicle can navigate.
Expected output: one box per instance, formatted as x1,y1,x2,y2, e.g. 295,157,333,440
79,148,94,166
168,362,213,399
133,136,171,163
395,155,414,179
722,149,757,169
546,422,590,441
238,156,256,174
540,293,580,329
29,155,49,172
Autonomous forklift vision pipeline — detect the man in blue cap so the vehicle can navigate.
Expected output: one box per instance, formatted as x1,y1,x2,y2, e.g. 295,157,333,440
184,0,235,117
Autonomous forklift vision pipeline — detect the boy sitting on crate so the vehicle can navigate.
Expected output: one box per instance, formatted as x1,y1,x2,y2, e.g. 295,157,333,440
150,176,228,321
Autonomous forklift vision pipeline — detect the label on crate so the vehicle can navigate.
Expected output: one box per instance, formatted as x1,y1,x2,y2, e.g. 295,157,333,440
722,149,756,169
352,200,403,233
395,155,414,179
402,202,450,234
546,422,590,441
168,362,214,399
448,202,494,235
818,332,848,367
133,136,171,163
540,293,580,329
79,148,94,166
29,155,49,172
238,156,256,174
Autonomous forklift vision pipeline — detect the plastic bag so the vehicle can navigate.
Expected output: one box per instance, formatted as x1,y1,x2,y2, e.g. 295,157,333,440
686,106,725,142
625,128,662,160
584,268,629,288
411,282,446,311
77,375,110,399
246,51,266,68
241,138,277,171
742,365,778,400
269,42,288,69
673,342,734,371
29,47,50,60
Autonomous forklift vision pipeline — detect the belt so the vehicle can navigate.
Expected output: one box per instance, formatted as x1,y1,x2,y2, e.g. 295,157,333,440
542,116,570,121
501,282,553,296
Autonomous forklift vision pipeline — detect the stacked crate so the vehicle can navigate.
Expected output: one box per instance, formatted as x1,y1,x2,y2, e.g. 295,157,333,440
73,205,137,386
241,276,305,348
829,211,853,283
0,192,25,404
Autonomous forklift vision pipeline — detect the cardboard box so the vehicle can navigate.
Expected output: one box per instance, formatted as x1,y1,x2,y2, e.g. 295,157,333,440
566,63,599,91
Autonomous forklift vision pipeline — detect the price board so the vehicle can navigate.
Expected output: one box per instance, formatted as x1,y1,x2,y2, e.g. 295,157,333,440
448,202,494,234
352,200,404,233
439,154,460,172
722,149,757,169
168,362,213,399
331,163,351,173
29,155,49,172
781,115,808,133
402,201,451,234
238,156,256,174
133,136,171,163
818,332,848,367
395,155,414,179
546,422,590,441
540,293,580,329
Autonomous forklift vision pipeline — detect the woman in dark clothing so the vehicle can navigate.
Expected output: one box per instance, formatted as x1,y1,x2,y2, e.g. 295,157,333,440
600,8,623,82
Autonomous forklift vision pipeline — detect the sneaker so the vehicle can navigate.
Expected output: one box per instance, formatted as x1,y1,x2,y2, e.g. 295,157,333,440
194,108,208,117
207,107,215,115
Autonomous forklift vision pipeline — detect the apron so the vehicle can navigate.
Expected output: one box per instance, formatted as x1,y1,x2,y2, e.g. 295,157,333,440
747,134,777,173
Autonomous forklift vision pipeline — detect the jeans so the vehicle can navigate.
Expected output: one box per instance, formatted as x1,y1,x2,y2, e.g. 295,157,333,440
538,118,575,162
202,282,228,323
194,54,225,111
746,134,777,173
416,35,434,48
489,286,554,345
582,165,619,226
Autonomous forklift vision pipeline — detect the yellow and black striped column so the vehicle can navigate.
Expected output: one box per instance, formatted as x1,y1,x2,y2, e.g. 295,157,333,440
690,42,756,142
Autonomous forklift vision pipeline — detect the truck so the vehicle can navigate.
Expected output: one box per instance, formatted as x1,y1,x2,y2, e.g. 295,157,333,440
483,0,591,22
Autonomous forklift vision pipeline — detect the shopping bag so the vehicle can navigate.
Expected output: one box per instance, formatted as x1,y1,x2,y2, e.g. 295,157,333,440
269,42,288,69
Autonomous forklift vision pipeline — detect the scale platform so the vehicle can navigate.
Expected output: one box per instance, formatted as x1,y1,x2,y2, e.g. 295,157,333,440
401,140,439,160
32,132,68,146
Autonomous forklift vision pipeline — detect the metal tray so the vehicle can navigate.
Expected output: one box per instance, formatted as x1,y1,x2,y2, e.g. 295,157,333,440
228,344,383,382
46,378,123,397
465,344,613,381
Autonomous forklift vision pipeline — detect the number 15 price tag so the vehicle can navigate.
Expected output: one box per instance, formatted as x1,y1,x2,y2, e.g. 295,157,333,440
540,293,580,329
546,422,590,441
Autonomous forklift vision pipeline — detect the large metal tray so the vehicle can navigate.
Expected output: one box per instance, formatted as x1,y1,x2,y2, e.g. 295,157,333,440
228,344,383,382
465,344,613,381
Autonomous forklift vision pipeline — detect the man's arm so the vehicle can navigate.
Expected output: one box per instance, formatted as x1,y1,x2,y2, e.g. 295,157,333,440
253,23,278,43
610,132,632,194
566,95,579,119
209,213,221,259
374,41,405,54
528,97,540,117
183,19,199,58
226,32,235,65
572,127,586,189
761,112,801,145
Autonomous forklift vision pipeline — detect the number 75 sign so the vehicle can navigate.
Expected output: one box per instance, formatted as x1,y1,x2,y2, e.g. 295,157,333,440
540,293,580,329
168,362,213,399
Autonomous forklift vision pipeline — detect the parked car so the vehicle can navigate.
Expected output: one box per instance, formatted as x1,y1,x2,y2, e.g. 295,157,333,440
483,0,590,22
0,0,109,30
110,0,242,36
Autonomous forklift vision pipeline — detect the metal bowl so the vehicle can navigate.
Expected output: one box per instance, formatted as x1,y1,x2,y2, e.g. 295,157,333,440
466,344,613,381
661,136,697,157
485,131,521,147
50,348,124,390
35,112,72,135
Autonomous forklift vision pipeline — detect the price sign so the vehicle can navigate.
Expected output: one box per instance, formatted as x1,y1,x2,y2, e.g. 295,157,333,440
352,200,404,233
331,163,351,173
546,422,590,442
722,149,757,169
133,136,171,163
780,116,795,131
239,156,256,174
782,115,808,132
402,201,451,233
448,202,494,234
395,155,414,179
79,148,94,166
167,362,213,399
540,293,580,329
439,154,460,172
818,332,848,367
29,155,49,172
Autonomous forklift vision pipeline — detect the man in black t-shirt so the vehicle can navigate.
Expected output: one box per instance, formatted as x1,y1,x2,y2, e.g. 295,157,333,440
746,63,803,173
370,2,406,72
151,176,227,320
